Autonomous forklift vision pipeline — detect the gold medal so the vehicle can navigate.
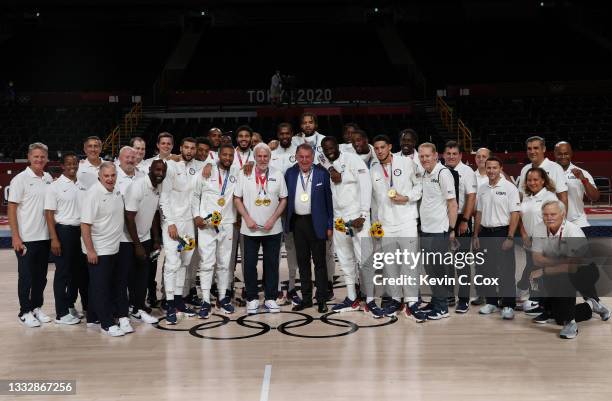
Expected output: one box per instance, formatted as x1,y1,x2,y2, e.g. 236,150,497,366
387,189,397,198
255,198,263,206
300,193,309,202
262,198,272,206
217,198,226,207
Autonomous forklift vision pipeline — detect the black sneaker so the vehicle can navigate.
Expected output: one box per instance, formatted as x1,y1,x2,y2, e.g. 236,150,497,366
525,305,545,316
455,301,469,314
327,281,335,302
470,296,485,306
533,311,553,324
384,299,402,317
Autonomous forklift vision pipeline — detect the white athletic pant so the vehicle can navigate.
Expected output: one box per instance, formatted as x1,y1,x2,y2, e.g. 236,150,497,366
162,220,195,299
380,222,419,302
332,221,371,288
197,223,234,299
326,239,336,282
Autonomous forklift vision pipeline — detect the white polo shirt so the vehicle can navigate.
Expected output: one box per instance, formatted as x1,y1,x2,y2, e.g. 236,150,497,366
520,187,558,237
292,132,325,165
420,162,456,233
44,175,87,226
116,166,144,197
159,159,204,225
123,175,161,242
564,163,595,227
476,176,521,228
233,148,254,169
394,150,423,176
532,220,587,258
294,168,313,215
453,161,478,212
76,158,103,189
328,152,372,221
270,144,297,174
234,166,288,236
517,158,568,195
370,156,422,227
80,181,124,256
8,167,53,241
191,164,239,225
475,170,488,190
343,144,376,169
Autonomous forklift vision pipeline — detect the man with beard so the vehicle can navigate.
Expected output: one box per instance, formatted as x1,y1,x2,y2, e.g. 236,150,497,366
322,137,381,318
251,132,263,149
234,143,288,315
208,128,222,160
44,151,87,325
196,137,212,162
517,136,568,209
343,129,375,168
124,159,167,325
77,136,103,189
221,133,233,147
192,144,239,318
339,123,360,153
394,129,423,175
159,137,203,324
270,123,300,305
233,125,254,169
553,141,600,234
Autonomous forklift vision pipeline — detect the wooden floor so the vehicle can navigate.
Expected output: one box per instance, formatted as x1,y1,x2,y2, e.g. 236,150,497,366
2,248,612,401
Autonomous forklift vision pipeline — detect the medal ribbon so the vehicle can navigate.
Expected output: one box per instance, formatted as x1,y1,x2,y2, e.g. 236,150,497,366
256,168,269,198
236,148,251,168
217,166,230,197
300,167,312,193
381,156,394,188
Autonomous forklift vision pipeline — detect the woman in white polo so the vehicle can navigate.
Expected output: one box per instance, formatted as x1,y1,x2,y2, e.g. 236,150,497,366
8,142,54,328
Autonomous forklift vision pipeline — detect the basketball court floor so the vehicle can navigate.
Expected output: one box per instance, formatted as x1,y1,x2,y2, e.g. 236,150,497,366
2,212,612,401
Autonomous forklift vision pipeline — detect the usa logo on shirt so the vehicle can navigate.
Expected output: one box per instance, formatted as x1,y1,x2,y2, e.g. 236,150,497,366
189,168,196,175
229,176,237,183
393,169,402,176
289,155,296,163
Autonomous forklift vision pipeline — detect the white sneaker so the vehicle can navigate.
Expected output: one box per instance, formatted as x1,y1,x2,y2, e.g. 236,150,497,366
69,307,84,319
32,308,51,323
119,317,134,334
137,310,159,324
19,312,41,328
264,300,280,313
501,307,515,320
479,304,498,315
247,300,260,315
522,300,539,312
54,314,81,325
101,325,125,337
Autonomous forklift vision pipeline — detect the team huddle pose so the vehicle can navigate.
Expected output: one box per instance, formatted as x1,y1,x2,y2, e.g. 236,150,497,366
8,113,609,339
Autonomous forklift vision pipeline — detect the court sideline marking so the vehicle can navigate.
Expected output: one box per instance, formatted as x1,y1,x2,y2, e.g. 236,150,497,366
260,364,272,401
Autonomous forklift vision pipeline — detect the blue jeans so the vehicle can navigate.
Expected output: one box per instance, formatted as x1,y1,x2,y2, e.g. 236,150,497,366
421,232,450,312
243,233,282,301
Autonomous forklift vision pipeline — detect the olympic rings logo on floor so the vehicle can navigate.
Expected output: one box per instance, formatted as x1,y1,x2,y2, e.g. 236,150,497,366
154,311,397,340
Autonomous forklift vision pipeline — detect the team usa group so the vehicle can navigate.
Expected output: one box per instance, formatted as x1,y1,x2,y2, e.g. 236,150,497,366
8,112,609,340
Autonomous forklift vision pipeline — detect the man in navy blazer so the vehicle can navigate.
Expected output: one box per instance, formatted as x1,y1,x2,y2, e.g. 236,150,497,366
285,144,333,313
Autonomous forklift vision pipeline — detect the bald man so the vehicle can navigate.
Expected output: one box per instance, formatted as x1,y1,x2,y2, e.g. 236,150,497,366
554,142,600,234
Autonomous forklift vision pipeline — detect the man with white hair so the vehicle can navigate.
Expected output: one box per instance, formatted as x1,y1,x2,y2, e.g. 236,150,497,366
531,199,609,339
80,162,126,337
116,146,143,194
234,142,288,315
9,142,54,327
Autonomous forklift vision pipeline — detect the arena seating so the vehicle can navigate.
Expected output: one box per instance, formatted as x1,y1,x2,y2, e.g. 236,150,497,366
450,95,612,152
0,105,124,159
